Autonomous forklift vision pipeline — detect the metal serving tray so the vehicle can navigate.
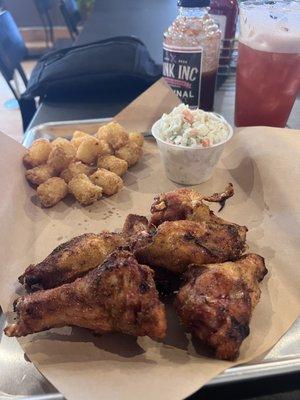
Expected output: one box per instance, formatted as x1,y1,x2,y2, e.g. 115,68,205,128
1,118,299,399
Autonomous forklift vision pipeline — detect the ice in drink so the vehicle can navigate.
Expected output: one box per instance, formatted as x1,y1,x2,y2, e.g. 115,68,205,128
235,1,300,127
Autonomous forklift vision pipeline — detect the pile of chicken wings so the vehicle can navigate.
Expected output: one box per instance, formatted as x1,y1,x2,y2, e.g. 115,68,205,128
5,184,267,361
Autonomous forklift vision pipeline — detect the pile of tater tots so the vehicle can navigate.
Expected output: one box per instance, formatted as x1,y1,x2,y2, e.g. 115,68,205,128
23,122,144,207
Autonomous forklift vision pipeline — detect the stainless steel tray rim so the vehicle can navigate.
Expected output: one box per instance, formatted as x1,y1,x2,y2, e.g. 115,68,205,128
23,117,113,148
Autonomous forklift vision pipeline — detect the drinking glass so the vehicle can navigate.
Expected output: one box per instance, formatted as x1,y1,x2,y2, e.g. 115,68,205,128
235,0,300,127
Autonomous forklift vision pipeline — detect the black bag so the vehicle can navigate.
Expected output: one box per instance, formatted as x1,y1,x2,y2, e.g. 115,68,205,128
23,36,162,102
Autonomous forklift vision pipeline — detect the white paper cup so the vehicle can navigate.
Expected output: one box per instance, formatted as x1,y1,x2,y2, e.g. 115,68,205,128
151,114,233,185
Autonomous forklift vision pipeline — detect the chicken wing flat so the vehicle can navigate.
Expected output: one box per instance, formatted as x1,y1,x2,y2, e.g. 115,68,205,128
19,233,125,291
149,183,235,227
175,254,267,360
6,250,167,341
135,220,246,274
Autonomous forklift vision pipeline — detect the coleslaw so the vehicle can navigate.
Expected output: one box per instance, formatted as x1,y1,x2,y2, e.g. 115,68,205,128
156,104,229,148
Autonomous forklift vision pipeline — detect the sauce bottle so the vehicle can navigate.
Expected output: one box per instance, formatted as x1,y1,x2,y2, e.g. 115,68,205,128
210,0,238,65
163,0,221,111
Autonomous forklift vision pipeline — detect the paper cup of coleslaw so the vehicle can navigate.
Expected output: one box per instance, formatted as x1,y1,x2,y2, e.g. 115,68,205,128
151,104,233,185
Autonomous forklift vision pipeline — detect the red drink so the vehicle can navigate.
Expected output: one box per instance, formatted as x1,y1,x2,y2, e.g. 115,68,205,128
235,42,300,127
234,1,300,127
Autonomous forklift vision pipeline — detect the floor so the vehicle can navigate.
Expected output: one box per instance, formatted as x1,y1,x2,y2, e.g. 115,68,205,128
0,60,36,143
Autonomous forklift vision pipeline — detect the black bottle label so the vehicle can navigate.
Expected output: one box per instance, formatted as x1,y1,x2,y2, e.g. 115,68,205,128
163,45,203,108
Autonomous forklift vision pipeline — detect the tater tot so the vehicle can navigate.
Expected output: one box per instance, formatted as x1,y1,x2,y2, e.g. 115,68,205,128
115,141,143,167
37,177,68,207
129,132,144,147
97,155,128,177
98,139,114,157
90,168,123,196
60,161,96,183
76,136,102,165
73,130,89,139
95,122,129,150
94,125,109,141
52,138,70,148
47,139,76,173
68,174,102,205
71,130,90,150
23,139,52,168
25,164,56,186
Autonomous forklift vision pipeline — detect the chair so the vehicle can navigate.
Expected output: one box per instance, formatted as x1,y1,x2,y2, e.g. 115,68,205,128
0,11,36,131
59,0,81,41
33,0,74,50
33,0,54,47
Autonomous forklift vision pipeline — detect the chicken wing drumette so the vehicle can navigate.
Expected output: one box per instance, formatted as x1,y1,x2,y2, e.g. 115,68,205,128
19,233,125,291
135,220,246,274
6,251,167,341
175,254,267,360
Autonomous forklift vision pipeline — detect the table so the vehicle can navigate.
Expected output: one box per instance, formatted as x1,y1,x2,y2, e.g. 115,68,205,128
28,77,300,131
25,89,300,400
24,4,300,398
76,0,177,65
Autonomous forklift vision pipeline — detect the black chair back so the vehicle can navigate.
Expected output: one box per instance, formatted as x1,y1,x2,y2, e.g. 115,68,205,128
0,11,36,131
33,0,54,46
59,0,81,41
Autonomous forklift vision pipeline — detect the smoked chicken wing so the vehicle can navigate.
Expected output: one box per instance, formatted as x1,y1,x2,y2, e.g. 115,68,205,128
122,214,180,295
122,214,149,237
19,233,125,291
149,183,243,229
175,254,267,360
6,251,167,341
135,220,246,274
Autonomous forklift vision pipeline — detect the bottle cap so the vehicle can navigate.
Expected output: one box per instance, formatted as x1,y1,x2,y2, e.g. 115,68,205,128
177,0,210,7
